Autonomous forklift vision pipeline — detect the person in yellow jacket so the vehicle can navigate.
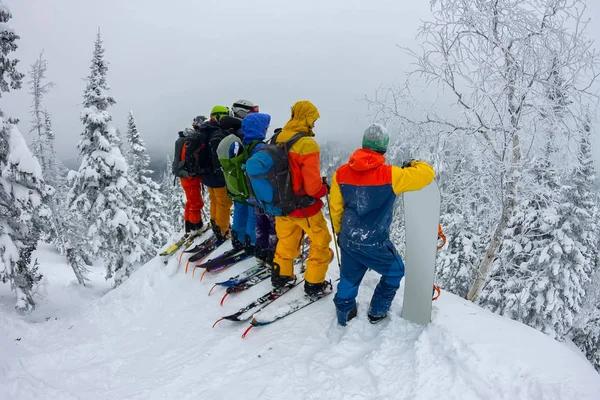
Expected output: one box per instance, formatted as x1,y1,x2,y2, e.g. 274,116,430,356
271,101,333,297
329,123,435,325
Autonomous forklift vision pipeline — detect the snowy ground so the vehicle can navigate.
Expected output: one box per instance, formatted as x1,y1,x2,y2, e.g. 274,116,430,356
1,235,600,400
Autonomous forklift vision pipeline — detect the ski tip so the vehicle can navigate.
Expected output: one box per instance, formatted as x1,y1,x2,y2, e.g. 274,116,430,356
241,324,254,339
219,292,229,307
200,269,208,282
208,284,217,296
185,260,191,274
212,318,224,329
178,252,185,264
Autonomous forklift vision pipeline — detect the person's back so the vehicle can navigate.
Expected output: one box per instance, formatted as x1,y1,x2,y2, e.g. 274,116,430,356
334,149,434,247
330,123,434,326
199,105,234,240
270,100,333,297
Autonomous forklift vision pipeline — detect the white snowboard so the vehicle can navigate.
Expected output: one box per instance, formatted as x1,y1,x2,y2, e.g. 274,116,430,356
401,180,441,325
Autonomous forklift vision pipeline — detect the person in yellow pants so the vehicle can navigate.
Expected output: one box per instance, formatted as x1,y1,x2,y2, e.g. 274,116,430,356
271,100,333,297
196,105,234,240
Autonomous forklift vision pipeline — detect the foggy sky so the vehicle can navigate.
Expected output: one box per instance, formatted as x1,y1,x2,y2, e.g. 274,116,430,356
3,0,600,166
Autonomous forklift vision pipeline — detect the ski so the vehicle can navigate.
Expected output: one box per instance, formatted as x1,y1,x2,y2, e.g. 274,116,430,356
212,278,303,328
226,268,271,293
184,234,217,254
217,268,272,306
159,228,207,258
209,246,311,301
185,238,224,275
196,248,246,270
242,285,334,338
197,251,254,281
211,263,267,289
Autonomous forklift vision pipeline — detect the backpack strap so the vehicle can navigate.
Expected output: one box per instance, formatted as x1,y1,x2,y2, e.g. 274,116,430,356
247,140,263,156
281,132,309,154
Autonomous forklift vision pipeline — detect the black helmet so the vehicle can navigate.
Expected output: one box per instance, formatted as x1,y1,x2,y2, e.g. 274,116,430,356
192,115,207,127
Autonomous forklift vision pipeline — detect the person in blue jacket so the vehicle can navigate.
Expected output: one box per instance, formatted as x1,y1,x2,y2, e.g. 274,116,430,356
329,123,435,325
229,113,273,255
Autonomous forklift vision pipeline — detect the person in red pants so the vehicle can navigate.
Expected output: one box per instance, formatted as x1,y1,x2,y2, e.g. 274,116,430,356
180,116,207,234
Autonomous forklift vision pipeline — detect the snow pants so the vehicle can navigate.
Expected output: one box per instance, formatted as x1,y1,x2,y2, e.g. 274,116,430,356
206,186,232,236
333,239,405,325
273,211,332,284
255,211,277,253
232,202,257,245
180,177,204,224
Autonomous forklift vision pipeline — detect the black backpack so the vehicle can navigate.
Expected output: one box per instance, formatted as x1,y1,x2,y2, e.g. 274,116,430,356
172,129,212,178
245,132,315,216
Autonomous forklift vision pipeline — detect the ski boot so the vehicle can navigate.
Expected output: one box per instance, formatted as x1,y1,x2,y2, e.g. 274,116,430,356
304,279,333,298
271,263,295,292
243,235,255,256
231,231,245,251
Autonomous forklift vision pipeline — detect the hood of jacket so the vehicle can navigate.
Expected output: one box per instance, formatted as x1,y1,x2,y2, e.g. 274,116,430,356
279,101,320,139
348,148,386,172
241,113,271,145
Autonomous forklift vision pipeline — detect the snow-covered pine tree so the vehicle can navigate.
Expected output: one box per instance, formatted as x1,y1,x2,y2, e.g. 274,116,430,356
125,111,170,259
436,153,492,298
0,116,50,312
28,51,54,172
67,31,140,286
160,155,185,234
570,113,600,368
0,1,50,312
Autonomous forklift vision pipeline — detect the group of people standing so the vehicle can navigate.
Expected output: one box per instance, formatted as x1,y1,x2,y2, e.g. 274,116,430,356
175,99,434,326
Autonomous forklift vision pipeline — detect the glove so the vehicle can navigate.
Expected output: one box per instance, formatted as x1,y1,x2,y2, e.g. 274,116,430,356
314,184,329,199
402,159,417,168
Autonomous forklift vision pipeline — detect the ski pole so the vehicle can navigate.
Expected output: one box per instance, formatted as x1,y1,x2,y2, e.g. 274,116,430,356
323,177,341,267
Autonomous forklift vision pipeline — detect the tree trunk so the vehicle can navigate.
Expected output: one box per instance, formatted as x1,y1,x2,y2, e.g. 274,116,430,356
468,48,522,301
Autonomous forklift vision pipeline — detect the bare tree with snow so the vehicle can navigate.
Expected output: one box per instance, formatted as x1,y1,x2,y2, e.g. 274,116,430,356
28,51,54,172
369,0,599,302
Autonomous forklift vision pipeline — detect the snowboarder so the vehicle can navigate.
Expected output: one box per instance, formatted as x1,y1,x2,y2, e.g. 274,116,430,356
179,115,208,234
197,105,235,241
329,123,435,325
270,101,333,296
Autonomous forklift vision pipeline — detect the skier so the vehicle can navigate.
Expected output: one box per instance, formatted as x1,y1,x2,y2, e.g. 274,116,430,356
329,123,435,325
253,126,281,265
179,115,208,234
225,104,264,255
197,105,235,241
270,100,333,297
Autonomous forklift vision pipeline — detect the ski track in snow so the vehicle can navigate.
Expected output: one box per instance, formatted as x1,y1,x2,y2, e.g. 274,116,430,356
1,238,599,400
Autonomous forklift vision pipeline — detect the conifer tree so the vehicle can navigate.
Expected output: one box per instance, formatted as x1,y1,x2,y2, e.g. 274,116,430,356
0,1,49,312
67,31,140,285
125,111,170,259
160,156,185,233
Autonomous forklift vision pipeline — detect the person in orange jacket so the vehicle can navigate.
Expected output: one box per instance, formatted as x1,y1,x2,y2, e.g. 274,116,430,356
180,115,207,234
271,100,333,297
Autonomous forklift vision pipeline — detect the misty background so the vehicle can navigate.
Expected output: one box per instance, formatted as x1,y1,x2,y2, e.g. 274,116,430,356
4,0,600,174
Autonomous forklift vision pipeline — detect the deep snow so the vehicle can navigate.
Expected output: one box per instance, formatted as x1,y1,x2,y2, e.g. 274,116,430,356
1,236,600,400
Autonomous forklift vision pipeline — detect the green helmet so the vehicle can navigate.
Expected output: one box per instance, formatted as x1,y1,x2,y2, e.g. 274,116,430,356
210,105,231,121
362,123,389,153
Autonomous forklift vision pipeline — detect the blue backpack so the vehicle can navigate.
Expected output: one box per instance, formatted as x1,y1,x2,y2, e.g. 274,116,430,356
245,132,314,216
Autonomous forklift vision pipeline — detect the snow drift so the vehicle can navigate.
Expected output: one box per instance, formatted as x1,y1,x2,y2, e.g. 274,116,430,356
1,239,599,400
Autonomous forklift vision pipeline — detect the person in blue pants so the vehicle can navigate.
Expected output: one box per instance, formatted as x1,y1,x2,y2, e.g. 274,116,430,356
230,112,272,255
329,123,435,325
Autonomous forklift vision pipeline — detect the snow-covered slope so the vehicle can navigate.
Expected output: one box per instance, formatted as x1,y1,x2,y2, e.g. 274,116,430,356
1,238,599,400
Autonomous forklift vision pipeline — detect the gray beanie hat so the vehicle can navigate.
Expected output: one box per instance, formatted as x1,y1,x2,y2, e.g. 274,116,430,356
362,123,389,153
